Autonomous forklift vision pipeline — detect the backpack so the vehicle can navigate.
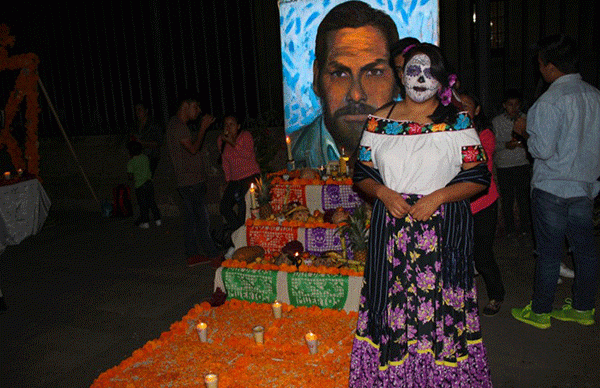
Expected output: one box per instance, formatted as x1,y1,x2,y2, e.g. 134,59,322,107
112,184,133,217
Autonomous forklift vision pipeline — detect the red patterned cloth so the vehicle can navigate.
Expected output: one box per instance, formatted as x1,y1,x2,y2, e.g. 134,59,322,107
269,184,306,213
247,224,298,254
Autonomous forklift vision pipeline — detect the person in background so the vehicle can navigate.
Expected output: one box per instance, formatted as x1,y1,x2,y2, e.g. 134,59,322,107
491,89,531,240
460,90,505,316
214,114,261,251
511,35,600,329
349,43,492,387
126,140,161,229
131,101,162,177
165,91,221,267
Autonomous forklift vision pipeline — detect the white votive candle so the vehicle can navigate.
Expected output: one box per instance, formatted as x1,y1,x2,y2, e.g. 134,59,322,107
305,331,318,354
196,322,208,342
253,325,264,344
3,171,10,180
204,373,218,388
272,300,282,319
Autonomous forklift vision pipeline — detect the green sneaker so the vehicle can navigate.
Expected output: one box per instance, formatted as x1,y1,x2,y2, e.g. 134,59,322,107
551,298,595,326
511,303,551,329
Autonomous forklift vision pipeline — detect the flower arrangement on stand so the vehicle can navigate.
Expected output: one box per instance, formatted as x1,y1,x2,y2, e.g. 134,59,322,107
0,24,41,176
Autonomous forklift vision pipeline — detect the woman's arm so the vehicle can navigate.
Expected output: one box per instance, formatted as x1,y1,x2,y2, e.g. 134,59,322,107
409,162,488,221
354,161,411,219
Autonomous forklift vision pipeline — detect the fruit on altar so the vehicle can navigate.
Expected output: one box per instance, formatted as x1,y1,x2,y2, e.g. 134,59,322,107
335,203,370,262
255,175,273,219
232,246,266,263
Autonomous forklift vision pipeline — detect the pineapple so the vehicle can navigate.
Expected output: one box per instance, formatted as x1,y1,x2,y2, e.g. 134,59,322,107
336,203,370,263
255,175,273,219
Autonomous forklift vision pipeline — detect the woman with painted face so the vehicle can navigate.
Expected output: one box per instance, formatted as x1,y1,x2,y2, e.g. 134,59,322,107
349,43,494,387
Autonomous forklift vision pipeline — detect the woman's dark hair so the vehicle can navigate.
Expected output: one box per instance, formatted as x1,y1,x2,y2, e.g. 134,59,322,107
390,36,420,90
458,90,491,133
402,43,458,124
222,114,243,137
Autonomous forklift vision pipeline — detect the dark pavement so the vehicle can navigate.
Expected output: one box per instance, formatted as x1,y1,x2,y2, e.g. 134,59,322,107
1,206,599,387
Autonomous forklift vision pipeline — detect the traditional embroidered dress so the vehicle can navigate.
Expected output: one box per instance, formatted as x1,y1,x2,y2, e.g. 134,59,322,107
349,112,493,387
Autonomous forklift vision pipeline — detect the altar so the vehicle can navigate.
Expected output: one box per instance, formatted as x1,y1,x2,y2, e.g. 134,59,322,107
216,170,367,312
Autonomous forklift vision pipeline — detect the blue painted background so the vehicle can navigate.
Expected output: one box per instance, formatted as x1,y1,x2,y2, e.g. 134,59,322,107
279,0,439,135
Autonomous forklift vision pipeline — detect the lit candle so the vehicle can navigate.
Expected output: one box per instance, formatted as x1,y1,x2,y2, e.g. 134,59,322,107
305,331,318,354
204,373,218,388
253,325,264,344
17,168,23,177
272,300,282,319
196,322,208,342
3,172,10,180
249,183,258,209
286,136,293,161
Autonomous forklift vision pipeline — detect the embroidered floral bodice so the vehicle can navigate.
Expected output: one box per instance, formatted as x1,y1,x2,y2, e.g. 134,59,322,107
357,112,485,195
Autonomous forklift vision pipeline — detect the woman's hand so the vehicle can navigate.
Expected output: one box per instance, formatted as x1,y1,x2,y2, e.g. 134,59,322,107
378,186,411,219
409,192,443,221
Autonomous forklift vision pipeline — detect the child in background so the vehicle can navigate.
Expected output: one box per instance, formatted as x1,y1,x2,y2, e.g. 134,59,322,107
127,140,161,229
460,90,505,316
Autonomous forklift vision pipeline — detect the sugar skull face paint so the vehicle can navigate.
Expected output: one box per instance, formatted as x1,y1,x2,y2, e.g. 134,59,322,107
402,54,440,103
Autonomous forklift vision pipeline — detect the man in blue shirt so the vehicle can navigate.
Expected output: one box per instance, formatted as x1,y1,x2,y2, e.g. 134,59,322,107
512,35,600,328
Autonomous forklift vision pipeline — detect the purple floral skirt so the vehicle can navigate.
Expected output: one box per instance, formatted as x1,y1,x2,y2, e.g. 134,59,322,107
349,210,492,387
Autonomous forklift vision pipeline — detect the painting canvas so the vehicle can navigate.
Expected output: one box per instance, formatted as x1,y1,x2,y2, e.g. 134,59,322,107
279,0,439,168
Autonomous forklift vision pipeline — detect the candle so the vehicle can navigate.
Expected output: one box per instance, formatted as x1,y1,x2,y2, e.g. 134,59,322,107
286,136,293,161
204,373,218,388
3,172,10,180
249,183,258,209
253,325,264,344
196,322,208,342
339,147,349,175
305,331,318,354
17,168,23,177
272,300,282,319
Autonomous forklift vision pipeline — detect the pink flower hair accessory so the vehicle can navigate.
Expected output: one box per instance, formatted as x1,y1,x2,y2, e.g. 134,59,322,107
438,74,458,106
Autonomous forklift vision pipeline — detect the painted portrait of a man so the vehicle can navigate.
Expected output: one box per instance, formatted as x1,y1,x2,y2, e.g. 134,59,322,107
280,0,438,168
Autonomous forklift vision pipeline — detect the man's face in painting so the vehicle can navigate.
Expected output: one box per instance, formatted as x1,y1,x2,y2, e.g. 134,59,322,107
313,25,397,153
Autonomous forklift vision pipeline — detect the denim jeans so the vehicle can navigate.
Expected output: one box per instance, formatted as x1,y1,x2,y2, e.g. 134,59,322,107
177,182,219,258
531,188,599,313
